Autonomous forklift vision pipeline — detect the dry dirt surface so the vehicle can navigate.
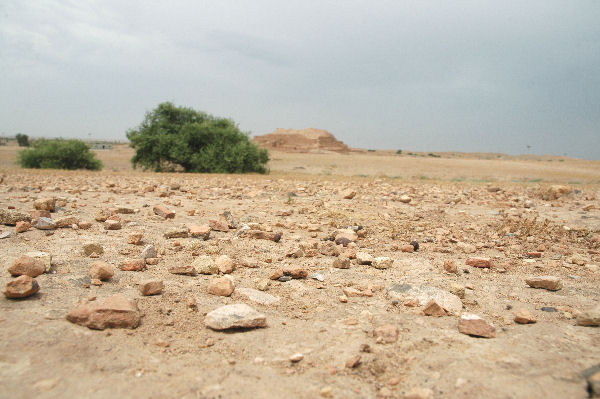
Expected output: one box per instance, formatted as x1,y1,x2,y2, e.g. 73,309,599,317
1,148,600,399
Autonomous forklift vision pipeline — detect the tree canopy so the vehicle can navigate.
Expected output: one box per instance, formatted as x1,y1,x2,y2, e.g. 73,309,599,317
126,102,269,174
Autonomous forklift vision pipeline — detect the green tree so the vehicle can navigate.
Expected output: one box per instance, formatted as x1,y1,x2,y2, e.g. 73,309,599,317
18,139,102,170
126,102,269,173
15,133,29,147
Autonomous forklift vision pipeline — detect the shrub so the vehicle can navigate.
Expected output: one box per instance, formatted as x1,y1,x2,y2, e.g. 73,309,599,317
15,133,29,147
126,102,269,174
18,139,102,170
396,149,402,155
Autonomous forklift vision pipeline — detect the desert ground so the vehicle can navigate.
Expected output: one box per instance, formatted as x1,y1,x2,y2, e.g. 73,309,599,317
1,143,600,398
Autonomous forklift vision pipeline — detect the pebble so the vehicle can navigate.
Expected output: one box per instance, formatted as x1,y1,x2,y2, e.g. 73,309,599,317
24,251,52,272
163,226,189,238
153,205,175,219
345,355,361,368
168,265,197,276
15,221,31,233
8,255,45,277
193,256,218,274
215,255,235,274
67,294,141,330
388,283,463,315
209,219,230,232
341,189,356,199
310,273,325,282
373,324,399,343
33,217,56,230
204,304,267,330
372,257,394,269
400,244,415,253
207,277,235,296
128,233,143,245
525,276,563,291
399,195,412,203
444,260,458,273
466,257,492,268
34,198,56,212
356,252,374,265
189,224,211,239
458,313,496,338
56,216,79,228
139,280,164,296
423,299,447,317
141,244,157,259
576,304,600,327
333,256,350,269
119,259,146,271
4,275,40,298
410,241,419,251
541,307,557,312
83,243,104,256
0,231,12,239
514,309,537,324
89,261,114,280
289,353,304,363
236,288,280,305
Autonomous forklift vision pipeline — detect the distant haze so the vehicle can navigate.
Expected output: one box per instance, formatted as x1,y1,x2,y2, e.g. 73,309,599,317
1,1,599,159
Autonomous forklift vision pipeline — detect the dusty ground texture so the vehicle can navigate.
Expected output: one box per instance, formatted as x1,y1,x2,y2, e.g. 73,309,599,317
1,147,600,398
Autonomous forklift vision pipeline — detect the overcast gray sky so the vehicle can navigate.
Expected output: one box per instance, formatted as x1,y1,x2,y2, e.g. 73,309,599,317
1,1,599,159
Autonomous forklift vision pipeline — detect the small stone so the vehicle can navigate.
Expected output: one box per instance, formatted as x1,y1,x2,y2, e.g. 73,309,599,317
139,280,164,296
209,219,229,232
320,386,333,398
341,189,356,199
78,221,92,229
581,364,600,397
215,255,235,274
466,257,492,268
448,284,465,299
335,229,358,243
333,256,350,269
343,287,372,297
163,226,189,238
94,209,113,222
128,233,143,245
319,241,341,256
283,267,308,279
189,224,211,239
55,216,79,228
399,195,412,203
33,217,56,230
34,198,56,212
372,257,394,269
525,276,562,291
403,387,433,399
104,219,121,230
444,259,458,273
114,206,134,214
193,256,218,274
345,355,361,368
24,251,52,272
514,309,537,324
4,275,40,298
458,313,496,338
119,259,146,271
236,288,280,305
89,261,114,280
66,294,140,330
356,252,373,265
374,324,399,343
83,243,104,256
0,231,12,239
204,304,267,330
423,299,447,317
141,244,157,259
339,295,348,303
168,265,197,276
8,255,45,277
15,221,31,233
289,353,304,363
145,257,159,265
410,241,419,251
576,304,600,327
400,244,415,253
153,205,175,219
208,277,235,296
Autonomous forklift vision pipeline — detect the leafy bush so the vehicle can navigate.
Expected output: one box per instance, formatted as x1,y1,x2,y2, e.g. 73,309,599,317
396,149,402,155
126,102,269,174
15,133,29,147
18,139,102,170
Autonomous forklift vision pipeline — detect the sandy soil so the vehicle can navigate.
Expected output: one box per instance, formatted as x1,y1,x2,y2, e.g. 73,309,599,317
1,146,599,399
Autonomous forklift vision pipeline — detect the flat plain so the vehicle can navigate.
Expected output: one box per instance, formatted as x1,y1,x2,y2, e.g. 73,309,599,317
1,143,599,398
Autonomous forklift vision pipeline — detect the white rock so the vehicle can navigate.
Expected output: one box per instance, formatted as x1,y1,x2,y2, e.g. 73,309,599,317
204,304,267,330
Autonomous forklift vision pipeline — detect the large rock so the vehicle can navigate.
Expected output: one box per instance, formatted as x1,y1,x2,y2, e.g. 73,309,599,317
8,255,45,277
525,276,562,291
4,275,40,299
388,284,463,315
66,294,140,330
89,261,114,281
34,198,56,212
0,209,32,225
139,280,163,296
204,304,267,330
33,217,56,230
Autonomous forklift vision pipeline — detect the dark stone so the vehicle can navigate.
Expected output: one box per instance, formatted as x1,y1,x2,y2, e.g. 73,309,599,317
410,241,419,251
582,364,600,398
277,276,292,282
335,237,351,247
273,233,282,243
541,307,557,312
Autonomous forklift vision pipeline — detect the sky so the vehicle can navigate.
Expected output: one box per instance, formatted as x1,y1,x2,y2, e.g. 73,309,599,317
1,1,599,159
